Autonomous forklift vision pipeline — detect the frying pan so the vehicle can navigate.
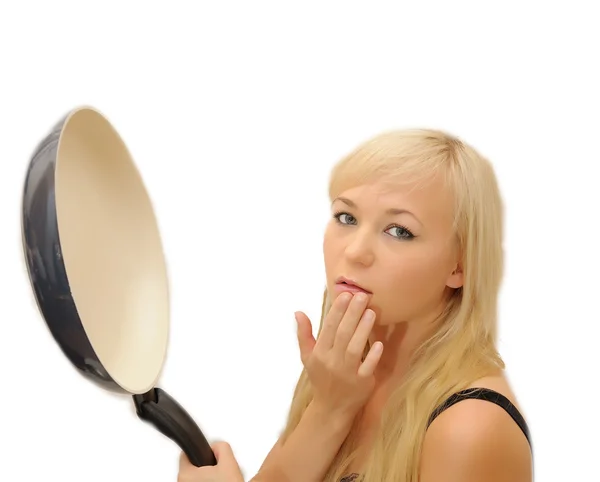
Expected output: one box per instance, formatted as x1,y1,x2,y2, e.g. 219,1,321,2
21,106,216,467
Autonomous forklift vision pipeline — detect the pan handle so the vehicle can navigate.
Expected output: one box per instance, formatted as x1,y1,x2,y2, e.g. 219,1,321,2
132,387,217,467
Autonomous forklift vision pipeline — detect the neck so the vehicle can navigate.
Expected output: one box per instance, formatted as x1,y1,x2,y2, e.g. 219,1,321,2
369,308,445,388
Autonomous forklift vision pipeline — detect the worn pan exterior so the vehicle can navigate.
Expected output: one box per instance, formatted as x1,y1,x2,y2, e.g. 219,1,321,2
22,108,126,394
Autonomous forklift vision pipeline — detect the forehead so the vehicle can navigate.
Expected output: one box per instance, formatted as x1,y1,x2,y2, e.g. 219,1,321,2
334,176,455,227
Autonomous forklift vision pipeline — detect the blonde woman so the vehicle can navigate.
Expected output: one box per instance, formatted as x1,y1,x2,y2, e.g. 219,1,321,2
178,130,533,482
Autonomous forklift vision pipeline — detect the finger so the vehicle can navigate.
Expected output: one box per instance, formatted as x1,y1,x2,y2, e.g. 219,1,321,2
345,308,376,364
212,441,243,476
357,341,384,378
178,450,198,470
212,441,234,462
317,292,353,348
179,451,189,470
178,451,201,480
295,311,316,366
332,293,370,354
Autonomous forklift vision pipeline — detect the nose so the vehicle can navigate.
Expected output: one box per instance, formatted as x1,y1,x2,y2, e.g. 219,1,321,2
344,229,375,267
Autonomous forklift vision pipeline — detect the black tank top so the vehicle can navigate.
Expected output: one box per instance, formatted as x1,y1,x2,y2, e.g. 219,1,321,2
339,387,531,482
427,387,531,446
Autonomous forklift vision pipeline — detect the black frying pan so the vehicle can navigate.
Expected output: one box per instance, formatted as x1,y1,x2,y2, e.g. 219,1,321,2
21,106,216,467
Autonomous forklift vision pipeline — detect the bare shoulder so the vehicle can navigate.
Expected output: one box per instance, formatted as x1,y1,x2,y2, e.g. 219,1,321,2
419,374,533,482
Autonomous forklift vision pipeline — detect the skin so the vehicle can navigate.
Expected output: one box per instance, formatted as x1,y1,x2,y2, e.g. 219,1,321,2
419,377,533,482
178,443,244,482
178,174,532,481
324,175,463,385
323,176,532,480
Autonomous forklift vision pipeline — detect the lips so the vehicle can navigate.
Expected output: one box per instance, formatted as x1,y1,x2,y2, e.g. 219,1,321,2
335,276,371,294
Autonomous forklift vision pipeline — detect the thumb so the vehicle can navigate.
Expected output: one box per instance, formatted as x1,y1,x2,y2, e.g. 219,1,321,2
295,311,315,365
211,442,244,478
211,441,235,463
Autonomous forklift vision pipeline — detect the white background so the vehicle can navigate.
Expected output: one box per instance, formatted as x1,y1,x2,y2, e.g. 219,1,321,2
1,2,598,481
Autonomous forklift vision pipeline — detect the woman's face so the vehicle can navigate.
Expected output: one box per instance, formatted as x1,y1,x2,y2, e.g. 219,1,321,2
323,175,463,327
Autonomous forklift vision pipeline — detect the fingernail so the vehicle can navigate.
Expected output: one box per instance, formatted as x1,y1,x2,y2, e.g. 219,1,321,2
339,292,352,303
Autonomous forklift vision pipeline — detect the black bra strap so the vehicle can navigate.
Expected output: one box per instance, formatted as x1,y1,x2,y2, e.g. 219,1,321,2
427,387,531,448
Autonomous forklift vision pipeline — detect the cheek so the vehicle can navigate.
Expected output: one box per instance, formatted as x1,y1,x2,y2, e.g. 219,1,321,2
386,254,435,295
374,250,451,319
322,228,339,276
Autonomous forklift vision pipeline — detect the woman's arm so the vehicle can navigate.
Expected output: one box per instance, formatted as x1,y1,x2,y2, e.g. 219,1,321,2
251,401,355,482
251,293,381,481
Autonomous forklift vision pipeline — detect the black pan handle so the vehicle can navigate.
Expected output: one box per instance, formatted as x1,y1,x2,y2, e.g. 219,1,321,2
132,387,216,467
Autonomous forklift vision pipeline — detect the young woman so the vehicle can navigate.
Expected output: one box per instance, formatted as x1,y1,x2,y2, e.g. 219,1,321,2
178,129,533,482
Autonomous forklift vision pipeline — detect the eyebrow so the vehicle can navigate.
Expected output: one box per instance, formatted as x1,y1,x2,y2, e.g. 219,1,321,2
332,196,422,224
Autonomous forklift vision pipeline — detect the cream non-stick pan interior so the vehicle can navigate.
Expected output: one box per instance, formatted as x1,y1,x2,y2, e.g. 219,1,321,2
55,107,169,395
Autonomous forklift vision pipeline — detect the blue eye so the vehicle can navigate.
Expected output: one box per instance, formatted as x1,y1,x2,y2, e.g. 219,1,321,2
333,211,416,241
386,225,415,240
333,212,357,225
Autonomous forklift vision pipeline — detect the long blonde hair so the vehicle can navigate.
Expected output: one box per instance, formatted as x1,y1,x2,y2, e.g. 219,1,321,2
280,129,506,481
